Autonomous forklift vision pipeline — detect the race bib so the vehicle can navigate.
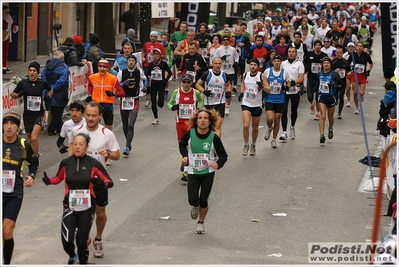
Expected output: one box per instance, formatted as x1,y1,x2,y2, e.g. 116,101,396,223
192,153,209,172
69,189,91,212
2,170,16,193
179,104,194,119
222,59,233,70
245,88,257,100
211,88,223,99
319,81,329,93
257,58,264,68
121,97,135,110
286,85,300,95
354,64,365,74
311,63,322,73
186,71,196,82
27,96,41,111
151,69,162,81
337,68,346,79
200,48,208,57
270,80,282,94
148,54,154,63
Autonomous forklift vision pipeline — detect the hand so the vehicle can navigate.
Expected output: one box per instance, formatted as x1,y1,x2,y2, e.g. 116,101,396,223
44,95,51,103
256,81,263,88
238,93,244,102
24,175,34,188
17,90,26,97
290,80,296,86
171,104,179,111
59,144,68,154
365,70,370,76
85,96,92,102
48,89,54,97
122,79,130,86
225,91,231,99
203,90,212,97
42,172,50,185
220,55,227,60
105,90,114,97
91,176,105,187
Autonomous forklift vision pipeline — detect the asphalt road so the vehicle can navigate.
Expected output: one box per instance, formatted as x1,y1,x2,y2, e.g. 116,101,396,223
10,30,393,266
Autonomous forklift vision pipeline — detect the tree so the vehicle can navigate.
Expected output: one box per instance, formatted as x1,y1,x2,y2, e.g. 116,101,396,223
94,3,115,53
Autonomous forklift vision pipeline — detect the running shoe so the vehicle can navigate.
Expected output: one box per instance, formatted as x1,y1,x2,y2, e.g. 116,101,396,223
3,68,12,74
354,109,360,115
151,119,159,125
93,239,104,258
314,113,320,120
264,127,273,140
250,144,256,156
290,126,295,139
337,113,342,119
225,106,230,116
320,134,326,143
309,100,315,115
279,132,288,141
68,254,78,264
145,99,150,107
361,95,364,102
196,222,205,234
346,102,351,107
181,171,188,182
191,206,199,220
233,86,237,93
123,147,130,156
180,163,185,172
328,127,333,139
106,159,113,166
271,139,277,149
164,91,169,99
242,144,249,156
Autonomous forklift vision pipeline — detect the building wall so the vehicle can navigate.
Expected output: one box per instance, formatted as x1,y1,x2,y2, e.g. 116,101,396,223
26,3,39,61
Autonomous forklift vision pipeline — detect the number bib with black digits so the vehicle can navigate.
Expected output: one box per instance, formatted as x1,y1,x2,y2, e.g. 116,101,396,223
69,189,91,211
121,97,135,110
193,153,209,171
179,104,194,119
27,96,41,111
2,170,16,193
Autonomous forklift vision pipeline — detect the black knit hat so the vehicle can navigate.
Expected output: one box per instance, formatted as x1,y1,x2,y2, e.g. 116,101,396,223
90,34,100,45
28,61,40,73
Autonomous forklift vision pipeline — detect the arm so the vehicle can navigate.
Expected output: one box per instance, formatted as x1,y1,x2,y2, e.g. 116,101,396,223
167,89,178,109
178,130,191,157
195,77,206,93
164,62,172,81
25,140,39,177
195,89,204,108
52,67,70,92
47,164,67,185
113,79,125,97
92,165,114,189
174,41,184,56
110,57,120,76
212,134,228,170
261,72,271,93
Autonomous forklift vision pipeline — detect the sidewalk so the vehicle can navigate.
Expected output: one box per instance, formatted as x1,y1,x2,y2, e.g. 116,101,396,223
1,20,169,82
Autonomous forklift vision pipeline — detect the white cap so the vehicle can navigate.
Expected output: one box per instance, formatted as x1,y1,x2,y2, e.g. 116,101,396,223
347,42,355,47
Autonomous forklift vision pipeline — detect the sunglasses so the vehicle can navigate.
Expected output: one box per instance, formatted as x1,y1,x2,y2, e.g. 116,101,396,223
223,39,229,41
182,80,191,84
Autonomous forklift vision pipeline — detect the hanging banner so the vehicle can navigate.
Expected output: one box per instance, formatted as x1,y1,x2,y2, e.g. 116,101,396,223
380,3,397,71
67,62,93,105
152,2,174,18
180,3,211,31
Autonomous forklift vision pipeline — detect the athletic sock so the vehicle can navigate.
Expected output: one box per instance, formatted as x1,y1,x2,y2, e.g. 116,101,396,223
3,238,14,264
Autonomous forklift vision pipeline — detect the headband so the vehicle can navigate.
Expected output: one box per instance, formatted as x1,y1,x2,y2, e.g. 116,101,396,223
69,102,85,113
3,116,21,127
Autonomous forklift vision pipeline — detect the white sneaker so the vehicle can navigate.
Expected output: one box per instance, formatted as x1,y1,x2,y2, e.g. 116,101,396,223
271,139,277,148
225,106,230,116
196,222,205,234
93,239,104,258
145,99,150,107
279,132,288,141
264,126,273,140
106,159,113,166
346,102,351,107
289,126,295,139
354,109,360,114
250,144,256,156
242,144,249,156
151,119,159,125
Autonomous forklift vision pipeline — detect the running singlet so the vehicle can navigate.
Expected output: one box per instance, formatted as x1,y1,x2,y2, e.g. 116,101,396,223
242,72,263,108
204,70,228,105
187,128,216,175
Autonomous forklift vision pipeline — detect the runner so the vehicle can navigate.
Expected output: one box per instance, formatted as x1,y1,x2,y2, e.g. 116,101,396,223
42,133,113,264
331,46,351,119
179,108,228,234
68,101,121,259
2,111,38,265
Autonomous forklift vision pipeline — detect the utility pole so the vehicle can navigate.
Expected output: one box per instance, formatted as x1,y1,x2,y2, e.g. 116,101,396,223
138,3,151,50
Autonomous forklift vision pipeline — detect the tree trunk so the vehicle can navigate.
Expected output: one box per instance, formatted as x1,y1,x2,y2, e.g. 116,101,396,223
95,3,116,53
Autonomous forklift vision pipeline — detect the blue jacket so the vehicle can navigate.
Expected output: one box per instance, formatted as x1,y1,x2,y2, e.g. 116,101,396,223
110,54,129,76
41,58,70,107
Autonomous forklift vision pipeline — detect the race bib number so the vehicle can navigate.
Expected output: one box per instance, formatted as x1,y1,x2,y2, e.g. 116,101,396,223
200,48,208,57
319,81,329,93
211,88,223,99
2,170,16,193
337,68,346,79
69,189,91,212
270,81,282,94
286,85,300,95
121,97,135,110
257,58,264,68
151,69,162,81
186,71,196,82
179,104,194,119
193,153,209,171
222,59,233,70
245,88,257,100
311,63,322,73
148,54,154,63
354,64,365,74
27,96,41,111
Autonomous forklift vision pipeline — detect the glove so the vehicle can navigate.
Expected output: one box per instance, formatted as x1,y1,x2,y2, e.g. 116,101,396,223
44,95,51,104
365,70,370,76
122,79,130,86
256,81,263,88
283,86,289,91
91,176,105,187
59,144,68,154
238,93,244,102
42,172,51,185
225,91,231,99
220,55,227,61
203,90,212,97
171,104,179,111
290,80,296,86
105,90,114,97
18,90,26,97
233,62,238,68
85,96,92,103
